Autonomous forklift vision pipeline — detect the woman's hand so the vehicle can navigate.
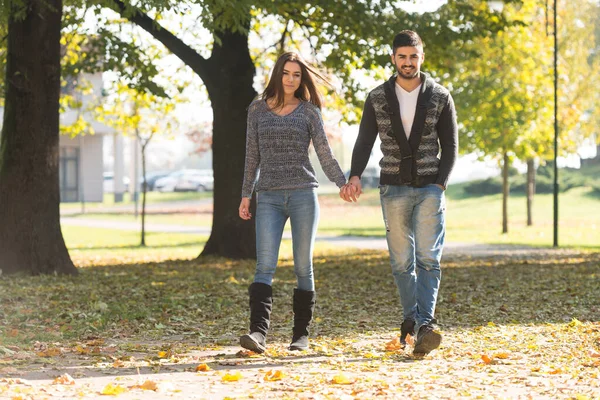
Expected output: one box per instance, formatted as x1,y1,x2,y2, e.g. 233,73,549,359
239,197,252,220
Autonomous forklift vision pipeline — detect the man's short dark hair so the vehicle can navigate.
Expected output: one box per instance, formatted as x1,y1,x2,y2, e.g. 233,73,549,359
393,30,424,53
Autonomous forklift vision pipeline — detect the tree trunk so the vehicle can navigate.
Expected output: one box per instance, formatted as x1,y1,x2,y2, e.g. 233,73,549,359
0,0,77,275
200,30,257,259
140,138,147,247
502,151,509,234
526,158,535,226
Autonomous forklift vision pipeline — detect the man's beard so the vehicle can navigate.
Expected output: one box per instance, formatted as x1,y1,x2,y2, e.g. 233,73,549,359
395,64,419,79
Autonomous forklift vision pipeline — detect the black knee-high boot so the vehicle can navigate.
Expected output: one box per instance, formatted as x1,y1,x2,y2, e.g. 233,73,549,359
240,282,272,354
289,289,316,351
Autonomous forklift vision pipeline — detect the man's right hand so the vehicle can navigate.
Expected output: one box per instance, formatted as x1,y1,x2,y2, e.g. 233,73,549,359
340,176,362,202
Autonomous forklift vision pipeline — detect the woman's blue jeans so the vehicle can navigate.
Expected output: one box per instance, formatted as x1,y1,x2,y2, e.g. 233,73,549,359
380,184,446,332
253,188,319,291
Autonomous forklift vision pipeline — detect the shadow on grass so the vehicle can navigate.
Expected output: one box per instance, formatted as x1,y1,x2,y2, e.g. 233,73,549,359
69,241,204,251
1,248,599,379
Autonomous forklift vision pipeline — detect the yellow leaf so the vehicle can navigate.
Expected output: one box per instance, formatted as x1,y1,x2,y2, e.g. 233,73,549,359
37,348,61,357
75,345,90,355
131,380,158,391
331,373,354,385
222,372,242,382
549,368,562,375
494,352,510,359
487,322,496,327
112,360,125,368
264,370,284,381
195,364,211,372
101,383,127,395
157,351,168,358
568,318,582,327
227,276,239,284
52,373,75,385
481,354,493,364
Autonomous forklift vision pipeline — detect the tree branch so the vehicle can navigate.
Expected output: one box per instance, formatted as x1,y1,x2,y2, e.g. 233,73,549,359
109,0,213,81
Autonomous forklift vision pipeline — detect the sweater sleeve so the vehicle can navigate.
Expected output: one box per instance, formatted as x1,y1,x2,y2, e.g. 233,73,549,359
241,102,261,198
349,94,378,178
307,105,346,188
435,94,458,188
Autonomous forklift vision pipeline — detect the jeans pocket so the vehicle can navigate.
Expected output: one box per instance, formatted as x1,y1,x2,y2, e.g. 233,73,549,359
379,184,389,196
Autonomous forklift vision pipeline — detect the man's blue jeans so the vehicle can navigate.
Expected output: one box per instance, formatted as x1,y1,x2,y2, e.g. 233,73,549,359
254,188,319,291
380,184,446,331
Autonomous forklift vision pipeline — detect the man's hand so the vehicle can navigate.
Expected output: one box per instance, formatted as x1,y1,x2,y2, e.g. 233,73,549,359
239,197,252,220
339,176,362,202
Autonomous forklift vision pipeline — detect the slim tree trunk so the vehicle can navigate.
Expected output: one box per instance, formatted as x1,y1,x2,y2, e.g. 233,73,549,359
526,158,535,226
0,0,77,275
502,151,509,234
140,138,147,247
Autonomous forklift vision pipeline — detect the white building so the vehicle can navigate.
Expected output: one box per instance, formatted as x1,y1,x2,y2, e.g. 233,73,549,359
1,71,113,203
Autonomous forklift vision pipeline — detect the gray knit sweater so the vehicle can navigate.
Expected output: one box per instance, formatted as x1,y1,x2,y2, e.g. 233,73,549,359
242,99,346,198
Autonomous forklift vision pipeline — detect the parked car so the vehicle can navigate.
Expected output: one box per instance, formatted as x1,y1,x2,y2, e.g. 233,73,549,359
154,169,214,192
103,172,130,193
345,166,380,189
141,171,171,191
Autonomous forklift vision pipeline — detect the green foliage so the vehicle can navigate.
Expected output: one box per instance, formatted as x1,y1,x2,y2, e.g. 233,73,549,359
462,163,600,196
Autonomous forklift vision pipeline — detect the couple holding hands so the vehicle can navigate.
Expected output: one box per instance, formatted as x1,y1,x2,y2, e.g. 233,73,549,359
238,30,458,356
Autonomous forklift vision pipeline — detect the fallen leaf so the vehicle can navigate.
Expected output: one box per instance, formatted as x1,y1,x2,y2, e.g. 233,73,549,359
236,350,257,357
112,360,125,368
384,337,403,351
157,351,168,358
264,370,284,381
130,380,158,391
589,349,600,358
222,372,242,382
331,373,354,384
52,373,75,385
101,383,127,395
494,352,510,359
549,368,562,375
195,364,211,372
36,348,61,357
481,354,493,364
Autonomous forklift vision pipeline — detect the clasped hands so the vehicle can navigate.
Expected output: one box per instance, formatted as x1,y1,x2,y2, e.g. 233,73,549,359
339,176,362,203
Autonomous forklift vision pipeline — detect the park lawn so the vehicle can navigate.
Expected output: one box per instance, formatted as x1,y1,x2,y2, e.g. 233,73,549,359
63,226,208,267
59,191,211,212
318,186,600,250
64,212,213,227
0,246,598,398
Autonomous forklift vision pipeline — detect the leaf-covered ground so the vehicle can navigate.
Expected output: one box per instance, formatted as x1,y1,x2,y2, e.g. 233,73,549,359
1,248,599,399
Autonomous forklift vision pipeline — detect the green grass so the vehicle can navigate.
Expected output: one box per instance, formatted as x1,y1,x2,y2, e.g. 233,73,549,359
318,185,600,249
65,212,213,227
63,226,207,267
60,191,211,211
61,182,600,251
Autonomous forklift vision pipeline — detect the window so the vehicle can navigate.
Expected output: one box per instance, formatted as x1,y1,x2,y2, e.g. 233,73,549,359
60,147,79,202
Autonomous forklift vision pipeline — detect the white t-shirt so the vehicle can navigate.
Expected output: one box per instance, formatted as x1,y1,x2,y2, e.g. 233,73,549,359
395,82,421,139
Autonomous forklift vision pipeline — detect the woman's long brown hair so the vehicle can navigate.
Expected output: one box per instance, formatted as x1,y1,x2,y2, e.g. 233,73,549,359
261,52,331,110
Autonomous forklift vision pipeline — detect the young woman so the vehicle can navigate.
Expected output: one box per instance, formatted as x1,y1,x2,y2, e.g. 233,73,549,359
239,52,348,353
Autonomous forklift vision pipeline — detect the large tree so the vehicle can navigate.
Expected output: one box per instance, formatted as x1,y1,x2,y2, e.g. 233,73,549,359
104,0,514,259
0,0,77,275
